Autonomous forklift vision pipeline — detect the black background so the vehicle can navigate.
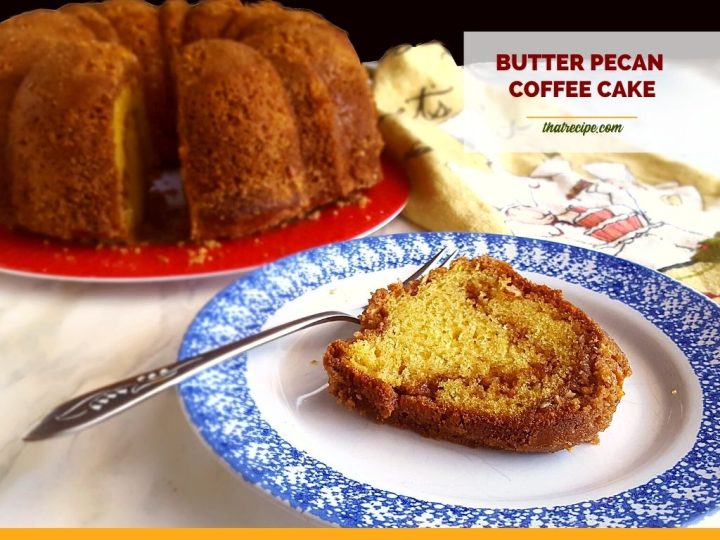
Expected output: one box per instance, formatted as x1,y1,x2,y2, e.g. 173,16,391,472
2,1,719,64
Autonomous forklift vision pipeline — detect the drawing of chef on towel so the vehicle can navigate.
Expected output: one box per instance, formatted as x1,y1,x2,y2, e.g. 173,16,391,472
498,160,706,263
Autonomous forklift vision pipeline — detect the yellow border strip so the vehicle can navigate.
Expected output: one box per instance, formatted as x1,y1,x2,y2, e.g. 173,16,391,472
2,529,719,537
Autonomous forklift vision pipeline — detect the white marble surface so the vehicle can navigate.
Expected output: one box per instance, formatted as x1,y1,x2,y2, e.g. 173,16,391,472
0,219,413,527
0,217,717,527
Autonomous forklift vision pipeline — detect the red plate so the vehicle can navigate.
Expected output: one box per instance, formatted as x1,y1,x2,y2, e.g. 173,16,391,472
0,157,409,282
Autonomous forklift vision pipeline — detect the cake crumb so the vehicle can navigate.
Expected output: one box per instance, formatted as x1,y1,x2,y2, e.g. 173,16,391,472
310,359,318,365
671,389,678,395
337,192,370,209
329,288,338,295
188,247,210,266
203,239,222,250
157,255,170,265
307,210,321,221
133,247,141,255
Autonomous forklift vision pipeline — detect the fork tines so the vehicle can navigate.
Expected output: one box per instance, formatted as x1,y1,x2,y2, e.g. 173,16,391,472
403,246,459,286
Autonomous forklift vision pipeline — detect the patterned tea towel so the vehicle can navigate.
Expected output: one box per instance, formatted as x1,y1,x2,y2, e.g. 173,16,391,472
372,43,720,302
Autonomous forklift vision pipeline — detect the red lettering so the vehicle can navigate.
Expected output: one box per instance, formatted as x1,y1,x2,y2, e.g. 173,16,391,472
509,80,523,97
507,80,592,98
570,54,584,71
578,80,592,97
598,80,612,97
590,54,664,72
590,54,605,70
648,54,663,71
618,54,632,70
497,54,511,71
597,80,656,97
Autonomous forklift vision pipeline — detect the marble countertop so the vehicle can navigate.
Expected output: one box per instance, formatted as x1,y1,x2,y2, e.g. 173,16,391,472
0,219,414,527
1,217,717,527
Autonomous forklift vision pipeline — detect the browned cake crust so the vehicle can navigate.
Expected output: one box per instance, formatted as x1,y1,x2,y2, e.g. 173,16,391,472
323,256,631,453
243,21,384,193
0,18,94,227
182,0,245,43
225,1,345,40
0,9,96,38
59,3,121,42
158,0,189,128
159,0,189,62
9,41,145,242
177,39,308,240
242,29,348,208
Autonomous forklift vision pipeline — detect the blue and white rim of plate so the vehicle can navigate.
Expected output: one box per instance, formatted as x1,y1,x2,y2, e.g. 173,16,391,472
178,232,720,527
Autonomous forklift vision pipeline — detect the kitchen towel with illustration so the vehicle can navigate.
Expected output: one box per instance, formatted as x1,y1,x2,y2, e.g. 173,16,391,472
372,42,720,302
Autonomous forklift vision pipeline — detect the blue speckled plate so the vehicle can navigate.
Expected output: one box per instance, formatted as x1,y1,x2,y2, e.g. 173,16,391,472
178,233,720,527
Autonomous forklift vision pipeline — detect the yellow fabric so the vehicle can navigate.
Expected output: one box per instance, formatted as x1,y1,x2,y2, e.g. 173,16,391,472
378,113,508,234
667,262,720,302
373,42,720,302
374,42,464,123
374,43,507,234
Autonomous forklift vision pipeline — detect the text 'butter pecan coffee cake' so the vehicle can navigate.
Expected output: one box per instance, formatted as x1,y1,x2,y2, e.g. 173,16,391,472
323,256,631,452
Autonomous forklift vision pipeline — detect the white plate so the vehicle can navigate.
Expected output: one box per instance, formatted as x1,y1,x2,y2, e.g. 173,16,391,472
178,232,720,527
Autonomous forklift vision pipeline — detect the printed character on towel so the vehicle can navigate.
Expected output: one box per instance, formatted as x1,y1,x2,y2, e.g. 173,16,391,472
557,180,656,252
497,159,706,266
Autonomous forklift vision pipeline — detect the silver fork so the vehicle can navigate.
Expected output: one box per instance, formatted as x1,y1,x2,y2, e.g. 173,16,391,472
25,247,457,441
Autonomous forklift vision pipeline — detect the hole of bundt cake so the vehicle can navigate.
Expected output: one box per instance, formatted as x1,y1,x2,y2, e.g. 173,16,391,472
114,85,192,245
138,173,190,243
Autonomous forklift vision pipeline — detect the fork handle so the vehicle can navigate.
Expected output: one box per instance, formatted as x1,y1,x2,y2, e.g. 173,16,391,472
25,310,357,441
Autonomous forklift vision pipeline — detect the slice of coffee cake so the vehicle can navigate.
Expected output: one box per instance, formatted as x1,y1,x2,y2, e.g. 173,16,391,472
323,256,631,452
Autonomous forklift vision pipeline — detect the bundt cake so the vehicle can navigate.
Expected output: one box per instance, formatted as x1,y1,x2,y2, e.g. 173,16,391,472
10,41,149,242
177,39,307,239
0,0,383,243
323,256,631,452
